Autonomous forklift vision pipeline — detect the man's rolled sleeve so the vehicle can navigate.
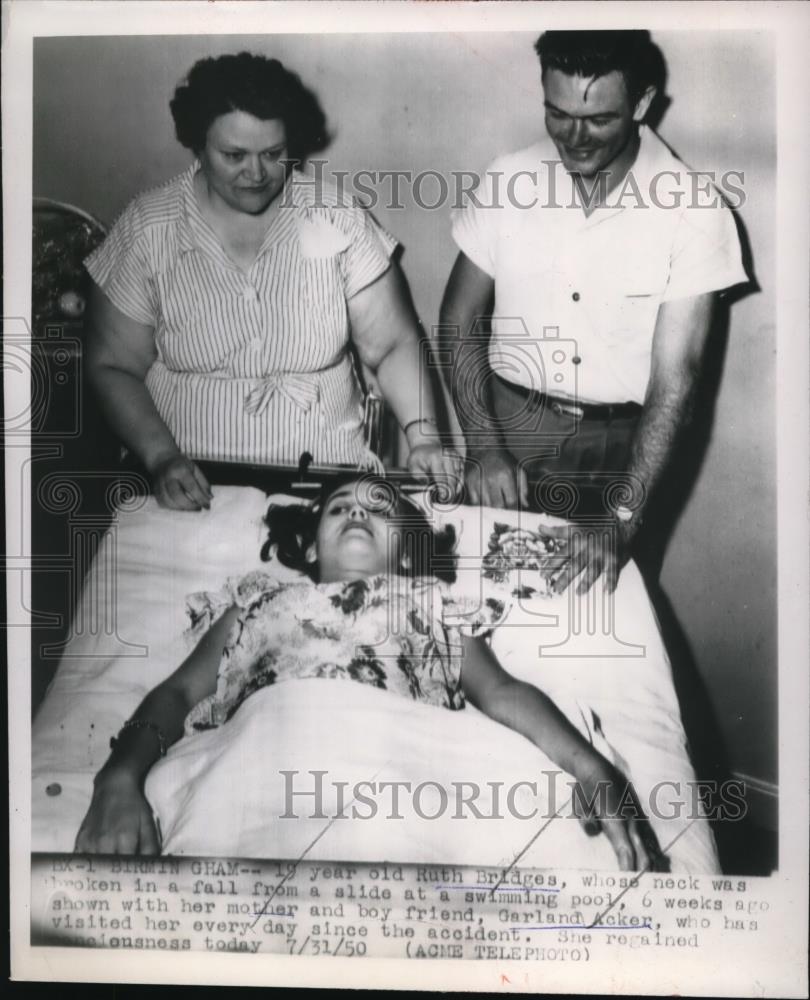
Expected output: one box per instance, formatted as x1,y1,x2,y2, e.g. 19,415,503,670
663,199,748,302
450,169,499,278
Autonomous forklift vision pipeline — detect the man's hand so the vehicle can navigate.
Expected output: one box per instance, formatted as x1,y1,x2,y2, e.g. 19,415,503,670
406,443,465,499
149,452,213,511
464,448,528,509
74,770,160,856
551,518,635,595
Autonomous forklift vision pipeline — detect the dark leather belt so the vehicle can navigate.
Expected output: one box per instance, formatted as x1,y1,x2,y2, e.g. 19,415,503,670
495,374,642,422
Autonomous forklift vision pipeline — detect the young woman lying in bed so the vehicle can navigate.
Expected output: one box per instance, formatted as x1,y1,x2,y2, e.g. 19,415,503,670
75,474,663,870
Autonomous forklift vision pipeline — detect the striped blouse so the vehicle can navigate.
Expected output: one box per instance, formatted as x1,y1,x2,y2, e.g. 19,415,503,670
85,163,398,466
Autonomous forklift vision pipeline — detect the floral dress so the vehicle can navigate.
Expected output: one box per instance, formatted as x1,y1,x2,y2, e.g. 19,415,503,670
184,574,487,733
183,524,566,734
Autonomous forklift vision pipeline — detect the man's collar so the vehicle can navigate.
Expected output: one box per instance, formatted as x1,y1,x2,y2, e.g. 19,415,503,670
571,125,663,225
603,124,661,207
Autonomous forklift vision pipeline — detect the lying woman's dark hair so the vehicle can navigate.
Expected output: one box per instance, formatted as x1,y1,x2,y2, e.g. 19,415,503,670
170,52,330,162
261,474,457,584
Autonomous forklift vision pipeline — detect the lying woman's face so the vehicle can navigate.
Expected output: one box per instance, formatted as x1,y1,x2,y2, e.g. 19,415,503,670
313,482,404,583
200,110,288,215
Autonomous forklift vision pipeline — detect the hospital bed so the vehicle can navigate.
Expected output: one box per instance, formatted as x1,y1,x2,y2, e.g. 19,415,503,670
31,477,719,872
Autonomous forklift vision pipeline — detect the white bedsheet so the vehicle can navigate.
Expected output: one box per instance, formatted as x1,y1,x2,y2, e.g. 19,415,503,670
32,486,718,871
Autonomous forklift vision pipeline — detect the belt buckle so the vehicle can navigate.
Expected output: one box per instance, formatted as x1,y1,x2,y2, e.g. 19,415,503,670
551,400,584,419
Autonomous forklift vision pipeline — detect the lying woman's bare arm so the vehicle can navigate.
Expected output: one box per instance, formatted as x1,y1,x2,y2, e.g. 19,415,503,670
85,286,212,510
74,606,240,855
461,633,658,871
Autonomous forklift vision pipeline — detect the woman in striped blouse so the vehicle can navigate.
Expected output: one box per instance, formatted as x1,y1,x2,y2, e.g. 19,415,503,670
85,53,459,511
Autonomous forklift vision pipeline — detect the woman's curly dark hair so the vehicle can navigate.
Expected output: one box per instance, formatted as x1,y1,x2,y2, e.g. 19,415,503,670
170,52,331,162
261,474,457,584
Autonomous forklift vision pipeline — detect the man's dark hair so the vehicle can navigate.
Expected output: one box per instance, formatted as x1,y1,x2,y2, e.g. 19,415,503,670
534,30,660,105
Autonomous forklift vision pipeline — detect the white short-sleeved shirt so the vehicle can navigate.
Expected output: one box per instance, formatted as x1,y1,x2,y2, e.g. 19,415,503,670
85,164,397,465
451,126,747,404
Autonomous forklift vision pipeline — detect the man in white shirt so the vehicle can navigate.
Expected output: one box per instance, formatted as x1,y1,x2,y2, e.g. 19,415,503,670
441,30,747,592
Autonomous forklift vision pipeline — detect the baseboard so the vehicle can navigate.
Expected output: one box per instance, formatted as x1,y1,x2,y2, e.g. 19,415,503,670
732,771,778,831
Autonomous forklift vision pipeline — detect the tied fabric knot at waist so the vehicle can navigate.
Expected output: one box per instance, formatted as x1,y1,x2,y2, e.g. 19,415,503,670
241,367,385,472
244,372,320,416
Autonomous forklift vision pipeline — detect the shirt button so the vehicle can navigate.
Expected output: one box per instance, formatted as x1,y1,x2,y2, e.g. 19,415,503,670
243,286,258,302
572,355,582,365
46,782,62,797
572,291,581,302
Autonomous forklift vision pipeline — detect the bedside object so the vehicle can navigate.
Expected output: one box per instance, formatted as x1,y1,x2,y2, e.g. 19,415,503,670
32,197,106,333
31,198,119,713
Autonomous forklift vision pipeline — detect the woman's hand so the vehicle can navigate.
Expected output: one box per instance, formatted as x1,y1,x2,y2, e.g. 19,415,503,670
149,452,213,511
573,761,665,872
86,286,204,496
74,770,160,856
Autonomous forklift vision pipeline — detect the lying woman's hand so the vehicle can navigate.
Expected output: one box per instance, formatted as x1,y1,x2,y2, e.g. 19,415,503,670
406,443,465,498
149,452,213,511
572,762,666,872
74,769,160,856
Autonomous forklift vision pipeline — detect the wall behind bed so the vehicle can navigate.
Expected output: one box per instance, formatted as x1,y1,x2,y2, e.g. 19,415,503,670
33,31,777,818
